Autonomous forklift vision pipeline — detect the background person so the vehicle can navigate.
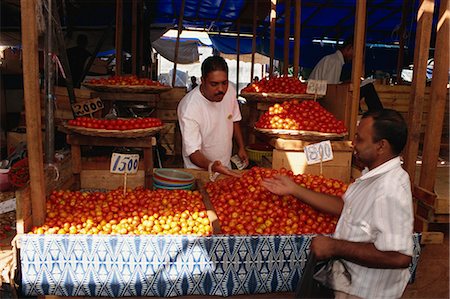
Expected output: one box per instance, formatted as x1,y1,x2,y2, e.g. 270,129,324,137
262,109,413,298
189,76,198,91
177,56,248,177
309,37,383,112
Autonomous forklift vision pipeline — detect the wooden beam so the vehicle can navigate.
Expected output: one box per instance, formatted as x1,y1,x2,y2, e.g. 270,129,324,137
349,0,366,140
293,0,301,77
115,0,123,75
139,0,145,77
207,0,228,31
236,19,241,96
419,0,449,190
131,0,138,75
396,0,412,84
403,0,434,183
283,0,291,75
20,0,46,226
250,0,258,82
269,0,277,77
172,0,186,87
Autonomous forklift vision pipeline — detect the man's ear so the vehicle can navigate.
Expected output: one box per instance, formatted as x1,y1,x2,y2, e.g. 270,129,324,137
378,139,390,154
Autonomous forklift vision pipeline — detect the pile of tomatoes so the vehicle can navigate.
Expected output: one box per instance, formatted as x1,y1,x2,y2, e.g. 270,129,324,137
67,117,163,130
86,75,168,87
30,187,212,236
255,100,347,133
241,76,307,94
206,167,346,235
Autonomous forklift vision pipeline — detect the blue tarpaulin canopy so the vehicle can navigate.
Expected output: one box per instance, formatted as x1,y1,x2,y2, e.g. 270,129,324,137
0,0,441,72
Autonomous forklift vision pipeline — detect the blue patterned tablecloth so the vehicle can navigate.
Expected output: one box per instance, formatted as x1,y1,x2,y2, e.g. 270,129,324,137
20,233,421,297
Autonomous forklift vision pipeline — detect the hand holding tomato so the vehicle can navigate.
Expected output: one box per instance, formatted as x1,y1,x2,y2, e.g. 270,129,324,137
261,174,299,196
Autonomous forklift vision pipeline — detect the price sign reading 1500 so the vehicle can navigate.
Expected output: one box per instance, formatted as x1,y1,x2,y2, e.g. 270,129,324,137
304,140,333,165
110,153,139,174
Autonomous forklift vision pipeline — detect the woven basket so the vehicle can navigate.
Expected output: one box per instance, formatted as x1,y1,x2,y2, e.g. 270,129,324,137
240,92,317,102
245,146,273,162
65,124,164,138
254,127,348,141
82,83,171,94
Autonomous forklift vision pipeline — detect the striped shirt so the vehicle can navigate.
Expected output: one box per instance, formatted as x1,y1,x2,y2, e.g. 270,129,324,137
331,157,414,298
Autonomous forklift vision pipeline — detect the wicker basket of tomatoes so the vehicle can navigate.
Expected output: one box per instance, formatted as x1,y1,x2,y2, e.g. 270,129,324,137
83,76,171,94
65,117,165,138
254,100,348,140
240,76,316,101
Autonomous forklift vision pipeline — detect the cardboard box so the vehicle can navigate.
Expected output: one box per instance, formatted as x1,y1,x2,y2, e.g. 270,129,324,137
271,140,353,183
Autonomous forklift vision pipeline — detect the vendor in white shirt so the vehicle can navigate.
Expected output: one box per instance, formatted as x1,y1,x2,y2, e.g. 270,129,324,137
309,37,384,112
177,56,248,177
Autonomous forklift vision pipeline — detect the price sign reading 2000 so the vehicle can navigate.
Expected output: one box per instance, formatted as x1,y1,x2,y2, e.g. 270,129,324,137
110,153,140,174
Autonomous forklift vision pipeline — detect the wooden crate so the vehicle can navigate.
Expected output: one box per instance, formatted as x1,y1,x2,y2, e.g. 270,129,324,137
156,87,186,156
373,84,449,135
39,86,99,121
271,140,353,183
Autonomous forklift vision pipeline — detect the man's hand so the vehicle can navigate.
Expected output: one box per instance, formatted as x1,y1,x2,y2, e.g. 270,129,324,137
237,147,249,168
212,160,241,178
261,174,298,196
310,235,336,260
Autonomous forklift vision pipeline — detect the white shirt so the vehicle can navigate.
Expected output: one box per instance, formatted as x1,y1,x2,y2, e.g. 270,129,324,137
330,157,414,299
309,50,345,84
177,85,242,169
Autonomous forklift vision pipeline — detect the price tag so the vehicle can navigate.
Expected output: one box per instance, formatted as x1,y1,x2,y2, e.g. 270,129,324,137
110,153,140,174
306,79,327,96
304,140,333,165
72,97,104,116
0,198,16,214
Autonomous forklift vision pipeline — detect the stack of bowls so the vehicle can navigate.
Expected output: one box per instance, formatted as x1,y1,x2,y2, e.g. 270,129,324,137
153,168,195,190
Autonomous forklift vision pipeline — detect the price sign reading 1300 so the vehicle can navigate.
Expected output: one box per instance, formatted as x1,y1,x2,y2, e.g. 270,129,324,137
110,153,140,174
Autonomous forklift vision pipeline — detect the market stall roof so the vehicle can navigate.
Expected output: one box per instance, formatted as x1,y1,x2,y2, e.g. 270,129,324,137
2,0,440,43
0,0,441,65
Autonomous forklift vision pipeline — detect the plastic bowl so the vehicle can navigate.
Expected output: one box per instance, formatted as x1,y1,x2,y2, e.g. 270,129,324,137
153,168,195,185
153,182,194,190
153,176,193,187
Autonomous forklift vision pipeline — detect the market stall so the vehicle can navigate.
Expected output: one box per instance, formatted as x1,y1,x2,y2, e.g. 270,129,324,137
3,0,447,298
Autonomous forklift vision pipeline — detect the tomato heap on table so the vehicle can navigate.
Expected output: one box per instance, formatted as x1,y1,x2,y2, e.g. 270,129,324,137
86,75,168,86
206,167,346,235
255,100,347,133
67,117,163,130
241,76,307,94
30,187,212,236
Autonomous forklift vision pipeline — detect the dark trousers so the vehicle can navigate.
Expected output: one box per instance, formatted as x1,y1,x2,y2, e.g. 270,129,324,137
360,83,383,112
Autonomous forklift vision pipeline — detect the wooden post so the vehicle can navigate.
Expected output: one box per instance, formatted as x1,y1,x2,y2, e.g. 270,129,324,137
283,0,291,75
396,0,411,84
349,0,367,140
131,0,138,75
403,0,435,182
138,0,144,77
115,0,123,75
293,0,301,78
20,0,46,226
250,1,257,82
172,0,186,87
237,19,241,96
419,0,449,190
269,0,277,77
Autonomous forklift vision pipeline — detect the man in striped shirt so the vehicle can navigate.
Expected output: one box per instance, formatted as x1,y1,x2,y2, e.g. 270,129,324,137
262,109,413,298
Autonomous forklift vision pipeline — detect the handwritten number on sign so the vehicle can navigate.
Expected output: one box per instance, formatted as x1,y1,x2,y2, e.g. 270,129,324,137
71,98,104,116
304,140,334,165
110,153,140,174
